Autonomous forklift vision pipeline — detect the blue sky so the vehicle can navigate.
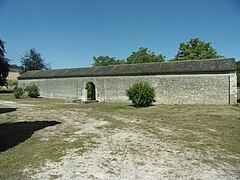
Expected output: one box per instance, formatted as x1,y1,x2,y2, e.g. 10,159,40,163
1,0,240,69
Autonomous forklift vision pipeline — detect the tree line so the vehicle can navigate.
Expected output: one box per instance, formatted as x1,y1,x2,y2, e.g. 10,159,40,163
0,38,239,86
92,38,222,66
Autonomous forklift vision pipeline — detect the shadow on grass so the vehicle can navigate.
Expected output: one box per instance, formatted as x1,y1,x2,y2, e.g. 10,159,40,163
0,121,61,152
127,104,156,108
0,90,13,94
0,108,17,114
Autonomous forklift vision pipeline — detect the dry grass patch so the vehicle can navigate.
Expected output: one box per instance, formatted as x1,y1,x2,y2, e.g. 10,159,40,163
0,94,239,179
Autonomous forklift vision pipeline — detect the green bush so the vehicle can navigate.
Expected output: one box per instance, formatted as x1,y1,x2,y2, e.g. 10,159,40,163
126,82,156,107
13,87,24,99
25,84,40,98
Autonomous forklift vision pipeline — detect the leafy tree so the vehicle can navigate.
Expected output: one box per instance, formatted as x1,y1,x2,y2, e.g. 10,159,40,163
92,56,125,66
126,47,165,64
236,61,240,87
173,38,222,60
0,39,10,86
20,48,50,72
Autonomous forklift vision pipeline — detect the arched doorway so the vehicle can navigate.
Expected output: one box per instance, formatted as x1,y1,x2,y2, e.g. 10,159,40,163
85,82,96,100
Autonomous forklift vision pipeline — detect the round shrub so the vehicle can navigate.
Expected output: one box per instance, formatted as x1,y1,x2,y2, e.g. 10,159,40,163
25,84,40,98
13,87,24,99
126,81,156,107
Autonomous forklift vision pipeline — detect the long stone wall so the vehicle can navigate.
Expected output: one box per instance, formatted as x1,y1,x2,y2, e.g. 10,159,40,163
18,73,237,105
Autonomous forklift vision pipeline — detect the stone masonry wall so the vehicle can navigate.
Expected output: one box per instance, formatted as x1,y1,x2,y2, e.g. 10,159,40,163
18,73,236,105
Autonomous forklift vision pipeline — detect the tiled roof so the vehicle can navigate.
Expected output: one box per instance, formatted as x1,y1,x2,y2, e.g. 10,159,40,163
18,58,236,80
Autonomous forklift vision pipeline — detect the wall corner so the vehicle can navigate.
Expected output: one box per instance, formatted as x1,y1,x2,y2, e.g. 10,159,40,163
229,72,237,105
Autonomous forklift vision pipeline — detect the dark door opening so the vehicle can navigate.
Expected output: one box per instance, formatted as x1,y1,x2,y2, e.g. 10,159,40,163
85,82,96,100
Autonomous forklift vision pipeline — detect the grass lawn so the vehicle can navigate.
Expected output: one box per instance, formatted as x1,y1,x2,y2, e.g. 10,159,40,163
0,93,240,179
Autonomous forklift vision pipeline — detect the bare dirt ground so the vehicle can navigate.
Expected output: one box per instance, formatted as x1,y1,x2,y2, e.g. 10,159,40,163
0,99,239,180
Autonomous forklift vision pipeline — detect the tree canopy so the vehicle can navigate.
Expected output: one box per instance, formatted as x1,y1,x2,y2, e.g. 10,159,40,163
0,39,10,86
21,48,50,72
92,47,165,66
173,38,222,61
126,47,165,64
92,56,125,66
